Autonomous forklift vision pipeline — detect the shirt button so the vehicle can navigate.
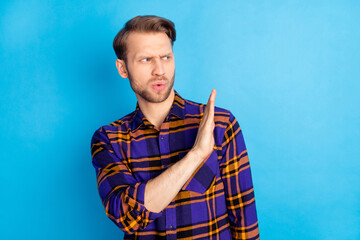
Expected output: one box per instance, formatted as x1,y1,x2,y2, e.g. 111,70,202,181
161,136,164,140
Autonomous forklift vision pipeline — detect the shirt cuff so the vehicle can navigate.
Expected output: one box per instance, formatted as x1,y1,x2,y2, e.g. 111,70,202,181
127,182,163,221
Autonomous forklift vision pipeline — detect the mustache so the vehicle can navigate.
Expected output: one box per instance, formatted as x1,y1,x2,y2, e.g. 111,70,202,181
149,77,168,82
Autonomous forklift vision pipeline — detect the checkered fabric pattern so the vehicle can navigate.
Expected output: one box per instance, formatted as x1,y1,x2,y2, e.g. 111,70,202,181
91,90,259,239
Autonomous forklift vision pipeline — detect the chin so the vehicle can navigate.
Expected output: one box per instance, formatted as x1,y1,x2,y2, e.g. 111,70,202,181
151,91,172,103
136,88,171,103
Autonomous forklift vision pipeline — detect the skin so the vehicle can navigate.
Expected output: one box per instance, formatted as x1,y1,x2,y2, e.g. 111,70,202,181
116,32,176,128
116,31,217,213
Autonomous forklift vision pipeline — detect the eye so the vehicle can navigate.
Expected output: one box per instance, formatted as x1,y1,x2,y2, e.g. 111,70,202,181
140,58,150,62
161,56,170,60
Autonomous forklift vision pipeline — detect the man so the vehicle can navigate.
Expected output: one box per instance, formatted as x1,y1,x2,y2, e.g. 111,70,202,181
91,15,259,239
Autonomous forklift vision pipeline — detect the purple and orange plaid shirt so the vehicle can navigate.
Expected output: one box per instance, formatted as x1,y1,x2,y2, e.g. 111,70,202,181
91,90,259,239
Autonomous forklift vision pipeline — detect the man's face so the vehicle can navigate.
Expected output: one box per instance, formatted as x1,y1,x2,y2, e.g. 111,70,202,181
120,32,175,103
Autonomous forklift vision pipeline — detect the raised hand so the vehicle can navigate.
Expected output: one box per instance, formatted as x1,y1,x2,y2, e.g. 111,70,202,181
192,89,217,160
144,89,217,213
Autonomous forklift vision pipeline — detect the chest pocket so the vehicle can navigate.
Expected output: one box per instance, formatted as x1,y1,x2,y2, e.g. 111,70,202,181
180,150,218,194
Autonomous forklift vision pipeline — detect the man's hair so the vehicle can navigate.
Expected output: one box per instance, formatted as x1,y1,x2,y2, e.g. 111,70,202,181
113,15,176,61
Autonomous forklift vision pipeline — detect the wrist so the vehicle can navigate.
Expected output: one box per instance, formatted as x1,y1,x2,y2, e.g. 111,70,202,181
189,147,205,163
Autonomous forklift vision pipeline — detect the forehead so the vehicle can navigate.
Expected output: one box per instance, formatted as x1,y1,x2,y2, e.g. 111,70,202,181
125,32,173,57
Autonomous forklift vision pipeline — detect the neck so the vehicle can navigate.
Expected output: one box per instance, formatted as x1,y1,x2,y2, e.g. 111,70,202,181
137,89,175,129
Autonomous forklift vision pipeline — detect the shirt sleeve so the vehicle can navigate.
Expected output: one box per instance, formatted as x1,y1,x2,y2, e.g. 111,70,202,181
90,127,163,234
219,112,260,240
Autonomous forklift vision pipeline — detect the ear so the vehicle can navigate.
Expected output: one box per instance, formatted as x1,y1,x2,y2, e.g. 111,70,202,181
116,59,129,78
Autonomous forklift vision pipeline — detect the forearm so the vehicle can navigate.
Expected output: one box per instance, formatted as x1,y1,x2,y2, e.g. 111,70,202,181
144,149,204,213
145,89,217,213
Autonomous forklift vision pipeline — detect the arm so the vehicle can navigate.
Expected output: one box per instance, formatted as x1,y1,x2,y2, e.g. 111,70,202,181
219,112,259,240
91,128,163,234
144,89,217,213
91,89,217,232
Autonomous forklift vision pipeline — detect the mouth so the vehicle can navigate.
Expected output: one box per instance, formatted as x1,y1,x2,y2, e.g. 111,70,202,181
151,81,167,91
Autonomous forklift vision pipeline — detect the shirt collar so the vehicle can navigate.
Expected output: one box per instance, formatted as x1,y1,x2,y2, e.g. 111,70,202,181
131,90,186,132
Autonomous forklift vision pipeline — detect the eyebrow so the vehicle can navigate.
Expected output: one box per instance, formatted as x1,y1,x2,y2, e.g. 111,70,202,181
160,52,173,57
136,55,151,60
135,52,173,59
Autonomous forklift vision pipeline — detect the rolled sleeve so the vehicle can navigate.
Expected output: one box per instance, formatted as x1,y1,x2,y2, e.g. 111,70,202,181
219,112,259,240
91,127,162,234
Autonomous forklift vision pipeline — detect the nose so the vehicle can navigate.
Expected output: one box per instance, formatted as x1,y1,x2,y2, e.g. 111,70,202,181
152,58,165,76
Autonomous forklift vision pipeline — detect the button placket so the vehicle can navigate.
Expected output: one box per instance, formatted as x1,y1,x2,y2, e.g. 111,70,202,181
158,120,170,168
158,123,176,239
165,201,177,240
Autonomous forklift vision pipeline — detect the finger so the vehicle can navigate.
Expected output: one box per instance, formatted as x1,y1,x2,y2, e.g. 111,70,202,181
206,89,216,105
202,93,211,120
202,89,216,126
207,89,216,121
204,89,216,113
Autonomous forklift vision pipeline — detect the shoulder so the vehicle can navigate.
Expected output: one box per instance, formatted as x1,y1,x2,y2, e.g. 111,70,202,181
183,97,235,124
183,96,240,145
91,111,136,139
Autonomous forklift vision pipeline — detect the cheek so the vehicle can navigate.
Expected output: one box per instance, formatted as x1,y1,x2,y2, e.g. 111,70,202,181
129,66,151,80
166,62,175,74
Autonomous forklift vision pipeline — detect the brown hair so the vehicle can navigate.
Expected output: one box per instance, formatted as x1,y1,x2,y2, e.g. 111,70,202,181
113,15,176,61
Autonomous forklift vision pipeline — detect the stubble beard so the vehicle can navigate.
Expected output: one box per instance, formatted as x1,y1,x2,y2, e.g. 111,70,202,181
128,71,175,103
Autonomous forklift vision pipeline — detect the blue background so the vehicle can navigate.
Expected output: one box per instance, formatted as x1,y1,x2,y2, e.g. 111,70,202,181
1,1,359,239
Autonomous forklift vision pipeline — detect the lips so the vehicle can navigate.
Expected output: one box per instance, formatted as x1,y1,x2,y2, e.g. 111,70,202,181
151,80,167,91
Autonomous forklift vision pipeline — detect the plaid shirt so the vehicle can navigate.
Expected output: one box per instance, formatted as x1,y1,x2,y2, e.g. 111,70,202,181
91,90,259,239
